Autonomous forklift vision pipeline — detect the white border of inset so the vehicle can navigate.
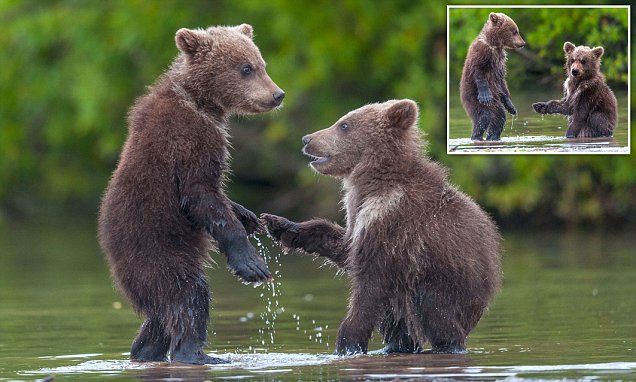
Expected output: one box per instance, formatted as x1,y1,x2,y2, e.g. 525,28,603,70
446,5,631,155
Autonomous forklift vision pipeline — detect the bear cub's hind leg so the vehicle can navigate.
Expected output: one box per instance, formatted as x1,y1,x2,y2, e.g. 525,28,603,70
379,315,420,354
130,318,170,362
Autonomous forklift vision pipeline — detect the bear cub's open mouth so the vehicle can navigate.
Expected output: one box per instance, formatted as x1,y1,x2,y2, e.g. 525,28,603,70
308,155,330,165
302,146,330,165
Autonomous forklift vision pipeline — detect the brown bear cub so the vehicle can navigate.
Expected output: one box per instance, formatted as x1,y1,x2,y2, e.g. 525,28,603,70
460,12,525,141
532,42,617,138
98,24,284,365
262,100,501,355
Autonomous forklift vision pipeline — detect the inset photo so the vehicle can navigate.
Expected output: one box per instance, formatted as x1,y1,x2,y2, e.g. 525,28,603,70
447,5,630,154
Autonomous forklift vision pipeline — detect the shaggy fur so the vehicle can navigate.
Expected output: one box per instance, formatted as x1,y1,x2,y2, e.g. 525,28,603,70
98,24,283,365
460,12,525,141
263,100,501,355
532,42,617,138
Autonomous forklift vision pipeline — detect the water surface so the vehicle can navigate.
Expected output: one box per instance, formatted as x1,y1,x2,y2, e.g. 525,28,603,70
0,220,635,380
448,89,629,154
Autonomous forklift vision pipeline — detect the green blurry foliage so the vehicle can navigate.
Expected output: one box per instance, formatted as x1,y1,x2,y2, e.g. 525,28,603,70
0,1,633,227
449,7,629,88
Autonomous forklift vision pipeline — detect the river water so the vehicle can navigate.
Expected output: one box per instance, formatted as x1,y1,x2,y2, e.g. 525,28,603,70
0,220,634,380
448,89,629,154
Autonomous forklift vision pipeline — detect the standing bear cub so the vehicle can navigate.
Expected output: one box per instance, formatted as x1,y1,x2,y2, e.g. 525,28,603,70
460,12,525,141
262,100,501,355
533,42,617,138
98,24,283,365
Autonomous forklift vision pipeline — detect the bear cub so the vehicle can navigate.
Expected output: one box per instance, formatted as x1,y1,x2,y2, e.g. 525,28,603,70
532,42,617,138
460,12,525,141
263,100,501,355
98,24,283,365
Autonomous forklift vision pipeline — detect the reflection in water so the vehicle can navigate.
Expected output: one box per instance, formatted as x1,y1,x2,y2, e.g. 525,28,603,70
25,353,636,381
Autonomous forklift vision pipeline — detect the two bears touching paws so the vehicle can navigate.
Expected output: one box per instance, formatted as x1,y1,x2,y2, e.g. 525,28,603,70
461,12,618,141
98,23,500,365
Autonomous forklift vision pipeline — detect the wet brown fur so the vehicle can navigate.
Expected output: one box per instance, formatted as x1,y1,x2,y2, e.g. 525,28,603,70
263,100,501,355
98,24,283,365
532,42,617,138
460,12,525,140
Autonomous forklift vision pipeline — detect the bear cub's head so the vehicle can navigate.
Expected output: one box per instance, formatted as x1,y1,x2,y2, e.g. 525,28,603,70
301,99,419,178
563,42,604,82
483,12,525,50
175,24,284,114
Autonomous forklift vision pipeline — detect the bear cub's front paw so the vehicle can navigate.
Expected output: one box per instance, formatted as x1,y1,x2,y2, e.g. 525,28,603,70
227,243,271,283
231,202,263,235
532,102,547,114
477,89,493,105
503,97,517,115
260,213,295,243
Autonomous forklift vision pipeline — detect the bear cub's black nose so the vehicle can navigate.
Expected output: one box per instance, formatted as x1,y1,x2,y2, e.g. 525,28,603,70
302,135,311,145
273,90,285,105
571,69,580,77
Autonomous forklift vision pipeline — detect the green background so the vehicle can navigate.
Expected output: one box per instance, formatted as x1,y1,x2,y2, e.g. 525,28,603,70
0,1,632,228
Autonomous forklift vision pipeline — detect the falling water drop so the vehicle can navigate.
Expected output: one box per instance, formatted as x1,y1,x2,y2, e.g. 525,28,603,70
252,234,285,349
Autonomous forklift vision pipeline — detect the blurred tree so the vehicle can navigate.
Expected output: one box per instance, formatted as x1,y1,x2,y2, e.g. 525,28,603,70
0,1,633,227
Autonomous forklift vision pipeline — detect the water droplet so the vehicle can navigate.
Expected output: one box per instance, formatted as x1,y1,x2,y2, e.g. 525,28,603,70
254,237,286,348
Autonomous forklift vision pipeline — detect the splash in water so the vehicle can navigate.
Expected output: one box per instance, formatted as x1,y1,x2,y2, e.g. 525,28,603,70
252,235,285,348
255,237,332,351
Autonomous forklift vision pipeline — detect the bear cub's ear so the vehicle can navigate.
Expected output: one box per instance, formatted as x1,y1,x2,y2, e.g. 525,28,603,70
385,99,418,131
176,28,206,57
591,46,604,59
563,41,576,54
489,12,502,26
234,24,254,39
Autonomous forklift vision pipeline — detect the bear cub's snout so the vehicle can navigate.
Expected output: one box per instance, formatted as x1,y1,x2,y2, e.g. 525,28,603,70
273,89,285,106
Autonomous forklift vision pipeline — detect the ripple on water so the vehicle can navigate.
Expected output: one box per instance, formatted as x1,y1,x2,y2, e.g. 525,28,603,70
26,352,337,376
448,135,629,154
23,353,636,381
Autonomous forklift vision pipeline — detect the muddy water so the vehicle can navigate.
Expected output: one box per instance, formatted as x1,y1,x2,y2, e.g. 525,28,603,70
448,89,629,154
1,221,635,380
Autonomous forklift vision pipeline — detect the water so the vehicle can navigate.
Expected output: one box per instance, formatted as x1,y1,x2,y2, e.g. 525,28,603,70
1,220,635,380
448,89,629,154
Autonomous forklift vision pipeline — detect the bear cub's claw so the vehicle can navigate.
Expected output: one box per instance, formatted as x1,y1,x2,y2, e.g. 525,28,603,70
260,213,294,242
228,256,271,283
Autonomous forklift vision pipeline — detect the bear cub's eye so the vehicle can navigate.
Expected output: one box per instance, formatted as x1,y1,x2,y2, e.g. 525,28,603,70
339,122,349,131
241,64,254,76
512,30,518,36
580,59,586,65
